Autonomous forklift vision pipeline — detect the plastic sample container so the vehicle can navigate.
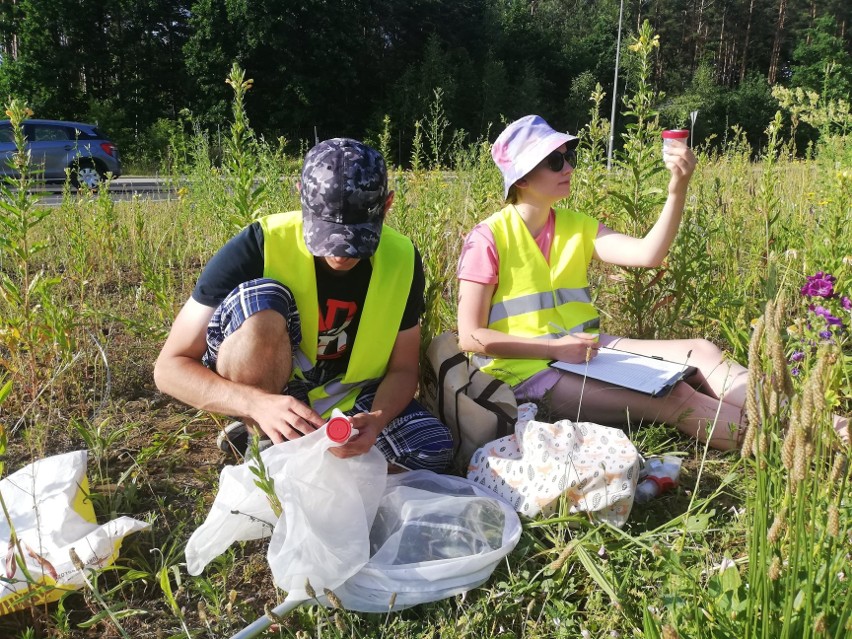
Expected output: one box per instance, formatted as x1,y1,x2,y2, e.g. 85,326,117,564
662,129,690,160
326,410,357,444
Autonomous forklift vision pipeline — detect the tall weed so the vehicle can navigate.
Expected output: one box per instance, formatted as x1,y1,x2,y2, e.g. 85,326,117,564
0,100,76,413
598,21,669,337
220,63,268,233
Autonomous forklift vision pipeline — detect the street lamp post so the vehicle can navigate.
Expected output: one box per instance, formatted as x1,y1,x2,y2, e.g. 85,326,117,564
607,0,625,171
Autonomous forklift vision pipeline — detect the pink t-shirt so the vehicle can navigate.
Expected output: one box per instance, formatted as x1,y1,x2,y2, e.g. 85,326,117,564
457,209,604,284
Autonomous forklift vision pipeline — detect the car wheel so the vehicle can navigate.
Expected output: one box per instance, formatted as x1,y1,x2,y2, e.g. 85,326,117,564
71,161,104,190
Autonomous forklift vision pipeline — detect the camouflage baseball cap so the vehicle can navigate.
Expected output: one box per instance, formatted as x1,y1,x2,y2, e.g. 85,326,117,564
300,138,388,258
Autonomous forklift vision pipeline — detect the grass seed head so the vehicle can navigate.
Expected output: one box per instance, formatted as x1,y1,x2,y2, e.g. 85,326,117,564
662,625,679,639
264,603,285,624
768,389,779,419
745,373,762,436
767,507,787,544
548,541,575,571
741,416,757,460
304,578,317,600
801,382,816,444
828,505,840,537
830,454,847,484
334,611,347,634
758,429,769,457
808,354,828,419
793,436,808,485
781,425,796,470
768,555,782,581
746,314,765,426
324,587,343,610
69,548,84,571
767,309,794,398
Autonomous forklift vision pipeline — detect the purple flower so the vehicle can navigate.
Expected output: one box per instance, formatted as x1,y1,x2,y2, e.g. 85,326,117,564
801,271,836,298
819,329,833,340
792,367,801,376
843,296,852,310
790,351,805,362
810,304,844,326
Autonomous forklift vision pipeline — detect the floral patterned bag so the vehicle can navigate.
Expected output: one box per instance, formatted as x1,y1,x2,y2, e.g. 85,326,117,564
467,404,640,527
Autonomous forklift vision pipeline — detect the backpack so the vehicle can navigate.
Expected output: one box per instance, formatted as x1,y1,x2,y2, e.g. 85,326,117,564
420,332,518,471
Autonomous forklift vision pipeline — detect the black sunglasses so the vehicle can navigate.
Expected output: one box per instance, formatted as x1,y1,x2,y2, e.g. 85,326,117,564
541,148,577,172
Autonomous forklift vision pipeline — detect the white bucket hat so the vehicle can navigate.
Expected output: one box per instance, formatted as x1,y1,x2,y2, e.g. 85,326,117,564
491,115,578,199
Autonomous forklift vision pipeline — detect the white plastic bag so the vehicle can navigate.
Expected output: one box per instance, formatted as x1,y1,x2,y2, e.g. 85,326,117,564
332,471,522,612
185,425,388,602
468,403,640,526
267,435,387,601
187,430,522,614
0,450,149,615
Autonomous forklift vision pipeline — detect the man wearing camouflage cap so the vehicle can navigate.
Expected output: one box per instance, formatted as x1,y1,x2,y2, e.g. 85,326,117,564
154,138,453,471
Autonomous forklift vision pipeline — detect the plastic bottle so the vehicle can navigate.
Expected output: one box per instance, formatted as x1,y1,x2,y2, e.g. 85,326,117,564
635,456,682,503
325,408,358,445
662,129,689,160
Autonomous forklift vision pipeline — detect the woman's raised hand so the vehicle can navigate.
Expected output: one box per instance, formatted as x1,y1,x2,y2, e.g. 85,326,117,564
663,140,697,187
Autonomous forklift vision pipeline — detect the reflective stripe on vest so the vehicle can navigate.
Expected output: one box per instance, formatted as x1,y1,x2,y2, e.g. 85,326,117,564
488,287,593,324
258,211,414,416
310,376,384,416
478,205,600,385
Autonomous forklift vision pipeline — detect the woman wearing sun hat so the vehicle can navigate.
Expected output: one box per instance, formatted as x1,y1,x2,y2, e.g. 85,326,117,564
456,114,750,450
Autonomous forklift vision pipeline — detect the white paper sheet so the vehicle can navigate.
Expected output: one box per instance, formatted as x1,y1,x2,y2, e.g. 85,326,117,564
549,347,696,396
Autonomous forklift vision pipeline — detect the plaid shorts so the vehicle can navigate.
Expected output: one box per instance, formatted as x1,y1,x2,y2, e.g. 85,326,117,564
204,278,453,472
203,278,303,371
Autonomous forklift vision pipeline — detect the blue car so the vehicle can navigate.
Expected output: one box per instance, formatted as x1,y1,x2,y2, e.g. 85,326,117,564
0,118,122,189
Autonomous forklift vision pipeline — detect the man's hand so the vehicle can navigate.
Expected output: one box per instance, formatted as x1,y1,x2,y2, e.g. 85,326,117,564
251,394,324,444
550,332,600,364
328,410,386,458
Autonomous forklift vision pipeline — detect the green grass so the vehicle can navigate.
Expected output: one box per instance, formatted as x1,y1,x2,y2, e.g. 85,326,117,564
2,61,852,638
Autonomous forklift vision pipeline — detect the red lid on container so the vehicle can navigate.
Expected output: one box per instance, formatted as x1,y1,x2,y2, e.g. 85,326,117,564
645,475,677,494
326,416,352,443
662,129,690,139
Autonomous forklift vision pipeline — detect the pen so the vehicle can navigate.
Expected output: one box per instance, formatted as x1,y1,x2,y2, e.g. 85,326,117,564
548,321,569,336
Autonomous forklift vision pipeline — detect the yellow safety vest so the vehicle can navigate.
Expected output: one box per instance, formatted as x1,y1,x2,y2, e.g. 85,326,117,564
258,211,414,417
474,205,600,385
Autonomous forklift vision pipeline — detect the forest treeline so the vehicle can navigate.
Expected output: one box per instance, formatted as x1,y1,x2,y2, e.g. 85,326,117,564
1,0,850,167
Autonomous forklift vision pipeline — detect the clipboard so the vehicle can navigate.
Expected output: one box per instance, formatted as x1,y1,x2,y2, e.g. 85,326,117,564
548,347,698,397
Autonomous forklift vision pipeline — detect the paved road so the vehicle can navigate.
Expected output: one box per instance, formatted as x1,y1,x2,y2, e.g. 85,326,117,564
31,176,177,205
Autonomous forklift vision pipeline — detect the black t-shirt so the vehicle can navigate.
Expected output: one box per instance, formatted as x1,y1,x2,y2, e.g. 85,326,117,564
193,222,425,379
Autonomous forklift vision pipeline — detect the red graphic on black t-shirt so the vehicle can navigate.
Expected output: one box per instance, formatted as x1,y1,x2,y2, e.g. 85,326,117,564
317,299,358,359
